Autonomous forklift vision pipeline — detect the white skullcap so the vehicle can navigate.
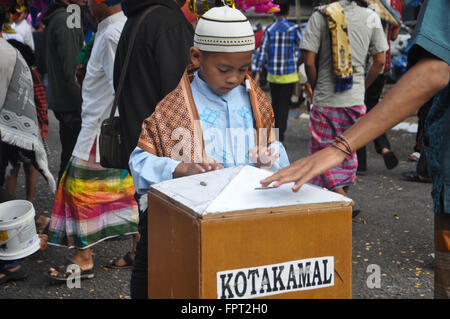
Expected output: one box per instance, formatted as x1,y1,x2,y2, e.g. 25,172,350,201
194,6,255,53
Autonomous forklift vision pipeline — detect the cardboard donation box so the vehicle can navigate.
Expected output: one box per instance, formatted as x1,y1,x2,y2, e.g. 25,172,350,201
147,165,353,299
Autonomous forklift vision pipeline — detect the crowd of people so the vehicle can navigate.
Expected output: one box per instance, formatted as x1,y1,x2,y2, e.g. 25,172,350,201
0,0,448,299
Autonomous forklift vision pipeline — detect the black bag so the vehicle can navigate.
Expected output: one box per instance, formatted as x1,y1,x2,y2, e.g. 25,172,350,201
99,5,163,169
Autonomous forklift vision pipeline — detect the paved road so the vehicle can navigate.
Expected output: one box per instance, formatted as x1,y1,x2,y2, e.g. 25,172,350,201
0,104,433,299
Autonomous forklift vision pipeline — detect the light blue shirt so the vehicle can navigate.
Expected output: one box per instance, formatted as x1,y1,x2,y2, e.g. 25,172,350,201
129,72,290,195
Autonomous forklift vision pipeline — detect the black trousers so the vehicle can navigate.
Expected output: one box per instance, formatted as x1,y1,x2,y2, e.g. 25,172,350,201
53,111,81,182
414,98,433,153
130,193,148,299
269,82,295,142
357,74,390,171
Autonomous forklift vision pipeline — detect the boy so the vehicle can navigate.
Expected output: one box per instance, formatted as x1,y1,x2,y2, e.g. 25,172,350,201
129,5,290,200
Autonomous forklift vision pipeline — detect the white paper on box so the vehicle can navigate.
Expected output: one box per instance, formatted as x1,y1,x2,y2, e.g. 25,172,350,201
150,165,351,216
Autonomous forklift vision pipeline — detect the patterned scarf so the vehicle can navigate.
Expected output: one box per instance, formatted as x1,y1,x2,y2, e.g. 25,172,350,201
318,2,353,93
137,65,276,162
359,0,401,26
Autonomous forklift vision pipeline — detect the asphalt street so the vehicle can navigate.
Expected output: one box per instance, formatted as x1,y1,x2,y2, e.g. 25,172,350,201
0,99,434,299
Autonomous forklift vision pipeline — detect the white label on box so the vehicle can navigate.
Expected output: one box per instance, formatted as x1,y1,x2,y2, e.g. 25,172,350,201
217,256,334,299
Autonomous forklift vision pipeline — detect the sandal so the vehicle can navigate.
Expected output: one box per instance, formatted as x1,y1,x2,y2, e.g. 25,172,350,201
105,251,134,269
402,170,431,183
382,151,399,170
46,259,95,282
0,266,28,285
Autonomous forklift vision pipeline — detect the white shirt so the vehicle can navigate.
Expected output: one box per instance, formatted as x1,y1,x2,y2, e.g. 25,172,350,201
72,11,127,162
12,20,35,51
2,32,24,43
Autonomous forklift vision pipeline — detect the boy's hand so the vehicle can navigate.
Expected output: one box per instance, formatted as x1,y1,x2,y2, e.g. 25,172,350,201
173,158,223,178
249,146,280,168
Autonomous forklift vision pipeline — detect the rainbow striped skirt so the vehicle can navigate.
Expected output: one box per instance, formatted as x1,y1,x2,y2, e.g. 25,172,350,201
48,147,139,249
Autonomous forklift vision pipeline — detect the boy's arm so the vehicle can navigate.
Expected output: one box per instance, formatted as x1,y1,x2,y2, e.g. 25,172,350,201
128,147,181,195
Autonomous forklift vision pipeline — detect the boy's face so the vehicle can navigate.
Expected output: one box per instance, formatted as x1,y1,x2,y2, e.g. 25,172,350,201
191,47,253,96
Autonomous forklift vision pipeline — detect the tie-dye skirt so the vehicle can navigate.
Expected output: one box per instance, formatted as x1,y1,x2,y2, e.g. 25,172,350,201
309,105,366,190
48,142,139,249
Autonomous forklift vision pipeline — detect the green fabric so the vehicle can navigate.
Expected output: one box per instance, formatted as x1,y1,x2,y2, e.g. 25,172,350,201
77,34,96,66
408,0,450,66
267,71,299,84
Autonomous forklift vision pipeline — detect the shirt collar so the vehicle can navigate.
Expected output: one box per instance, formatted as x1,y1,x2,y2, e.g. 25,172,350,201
97,11,126,34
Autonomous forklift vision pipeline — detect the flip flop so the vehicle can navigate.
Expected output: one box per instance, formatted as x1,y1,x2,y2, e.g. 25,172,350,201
105,251,134,269
383,151,399,170
402,171,431,183
0,266,28,285
46,260,95,282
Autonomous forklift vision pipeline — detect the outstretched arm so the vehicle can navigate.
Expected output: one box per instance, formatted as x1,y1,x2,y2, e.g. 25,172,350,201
260,57,450,192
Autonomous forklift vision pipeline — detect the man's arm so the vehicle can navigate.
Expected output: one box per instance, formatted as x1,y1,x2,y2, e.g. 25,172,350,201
365,51,386,89
304,50,318,90
260,57,450,191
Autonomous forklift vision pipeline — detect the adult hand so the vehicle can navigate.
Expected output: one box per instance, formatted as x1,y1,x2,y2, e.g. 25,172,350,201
260,146,347,192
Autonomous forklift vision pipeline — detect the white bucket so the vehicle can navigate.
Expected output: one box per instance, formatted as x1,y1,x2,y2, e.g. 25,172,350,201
0,200,41,261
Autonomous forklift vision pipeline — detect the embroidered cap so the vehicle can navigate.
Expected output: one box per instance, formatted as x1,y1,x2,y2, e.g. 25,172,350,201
194,5,255,53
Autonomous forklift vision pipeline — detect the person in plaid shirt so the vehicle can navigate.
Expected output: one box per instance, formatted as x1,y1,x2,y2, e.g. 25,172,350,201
253,0,302,142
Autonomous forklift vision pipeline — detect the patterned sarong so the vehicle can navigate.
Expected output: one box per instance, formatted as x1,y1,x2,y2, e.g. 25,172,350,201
48,142,139,249
309,105,366,190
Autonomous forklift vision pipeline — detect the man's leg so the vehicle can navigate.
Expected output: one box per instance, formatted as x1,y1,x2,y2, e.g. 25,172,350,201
4,164,20,197
277,83,295,142
130,193,148,299
364,74,398,168
24,163,37,203
269,83,282,140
